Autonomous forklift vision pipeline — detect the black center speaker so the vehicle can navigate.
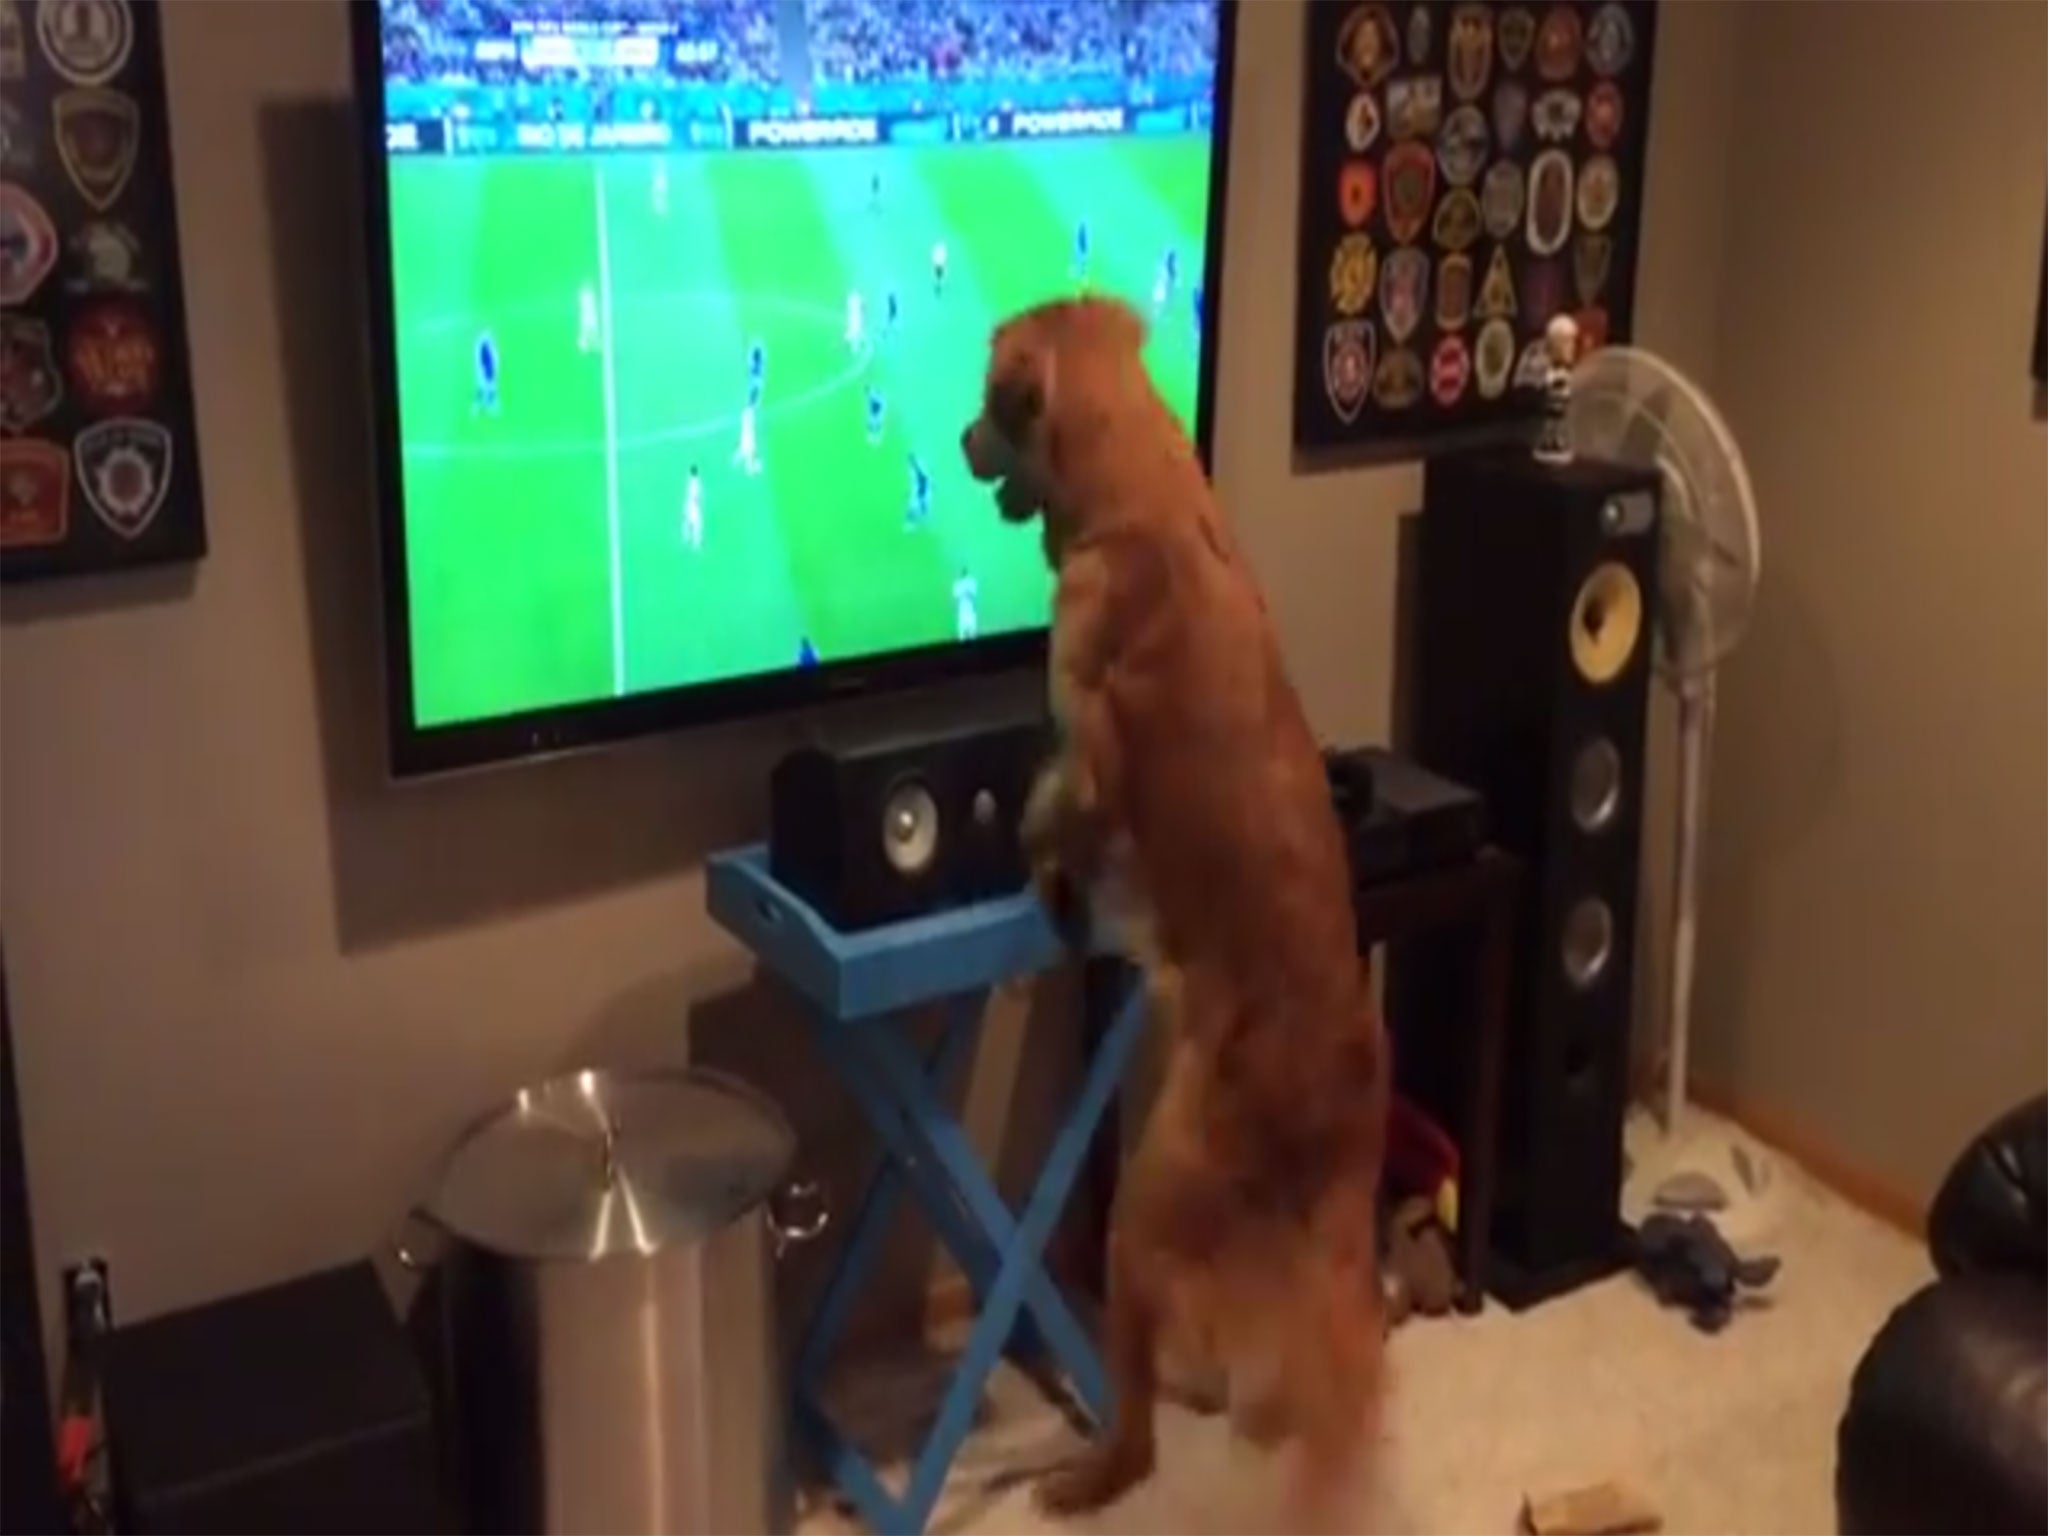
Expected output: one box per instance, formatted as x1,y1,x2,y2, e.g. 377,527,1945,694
1393,450,1661,1310
769,715,1050,931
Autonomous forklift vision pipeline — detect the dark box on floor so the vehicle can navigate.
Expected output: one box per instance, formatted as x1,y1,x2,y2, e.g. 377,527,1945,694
104,1262,448,1534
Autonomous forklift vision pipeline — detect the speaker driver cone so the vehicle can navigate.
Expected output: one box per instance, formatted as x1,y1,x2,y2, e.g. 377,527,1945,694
1569,737,1624,833
1561,897,1615,989
880,779,941,875
1569,561,1644,685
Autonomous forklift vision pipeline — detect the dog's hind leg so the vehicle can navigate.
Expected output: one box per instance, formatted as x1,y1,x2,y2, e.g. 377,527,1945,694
1284,1230,1386,1530
1036,1233,1161,1515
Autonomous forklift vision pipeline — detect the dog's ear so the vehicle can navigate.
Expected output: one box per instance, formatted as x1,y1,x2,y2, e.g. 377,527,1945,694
1070,295,1148,354
986,344,1049,443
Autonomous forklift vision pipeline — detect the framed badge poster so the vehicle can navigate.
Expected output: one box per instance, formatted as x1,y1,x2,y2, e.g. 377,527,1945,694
1292,0,1658,458
0,0,206,583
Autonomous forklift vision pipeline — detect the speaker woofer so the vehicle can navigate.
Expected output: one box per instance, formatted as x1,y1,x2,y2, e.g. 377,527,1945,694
1568,737,1624,833
1568,561,1643,685
1560,897,1615,990
880,779,940,876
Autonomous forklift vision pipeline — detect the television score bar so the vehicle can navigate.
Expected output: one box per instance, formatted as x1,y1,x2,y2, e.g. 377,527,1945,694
383,99,1210,157
473,17,722,73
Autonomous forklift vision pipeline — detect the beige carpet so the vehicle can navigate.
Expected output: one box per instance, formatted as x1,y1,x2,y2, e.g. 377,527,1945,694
799,1139,1929,1536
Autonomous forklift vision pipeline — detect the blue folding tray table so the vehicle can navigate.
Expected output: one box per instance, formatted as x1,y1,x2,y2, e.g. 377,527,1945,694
705,845,1144,1536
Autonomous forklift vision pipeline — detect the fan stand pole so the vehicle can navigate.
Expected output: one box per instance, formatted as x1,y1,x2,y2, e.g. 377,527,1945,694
1663,673,1714,1134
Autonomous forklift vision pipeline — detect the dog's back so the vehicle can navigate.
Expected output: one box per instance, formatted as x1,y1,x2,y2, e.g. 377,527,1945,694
1072,419,1382,1156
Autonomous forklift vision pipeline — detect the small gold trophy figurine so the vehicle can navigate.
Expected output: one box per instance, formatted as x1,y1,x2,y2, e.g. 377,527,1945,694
1532,312,1580,466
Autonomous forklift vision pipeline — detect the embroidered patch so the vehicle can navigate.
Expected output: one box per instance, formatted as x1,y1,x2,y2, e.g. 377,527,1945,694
1329,232,1378,317
53,86,139,210
0,437,69,547
1435,252,1474,331
0,315,62,432
1344,91,1383,153
1322,318,1376,424
1474,317,1516,398
36,0,129,85
1429,333,1471,406
0,180,57,303
74,413,172,539
1526,147,1575,256
1336,4,1400,89
1576,153,1620,232
1379,244,1429,343
1372,345,1423,409
1535,4,1582,82
1482,159,1526,238
1446,4,1494,101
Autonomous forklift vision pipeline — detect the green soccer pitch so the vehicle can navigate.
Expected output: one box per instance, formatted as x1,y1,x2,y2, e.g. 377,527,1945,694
385,135,1215,729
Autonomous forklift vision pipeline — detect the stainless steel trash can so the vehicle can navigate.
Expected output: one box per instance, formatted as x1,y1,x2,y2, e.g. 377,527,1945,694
402,1067,825,1535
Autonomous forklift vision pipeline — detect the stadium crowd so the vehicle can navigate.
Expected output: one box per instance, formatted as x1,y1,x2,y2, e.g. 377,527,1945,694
805,0,1123,87
1123,0,1218,82
379,0,1216,106
380,0,779,88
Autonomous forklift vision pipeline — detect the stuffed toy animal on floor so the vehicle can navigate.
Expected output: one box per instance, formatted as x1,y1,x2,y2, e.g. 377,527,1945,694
1625,1212,1780,1332
1387,1093,1460,1234
1381,1196,1459,1328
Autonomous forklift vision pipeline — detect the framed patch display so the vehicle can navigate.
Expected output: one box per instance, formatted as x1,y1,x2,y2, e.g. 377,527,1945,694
0,0,206,582
1292,0,1657,458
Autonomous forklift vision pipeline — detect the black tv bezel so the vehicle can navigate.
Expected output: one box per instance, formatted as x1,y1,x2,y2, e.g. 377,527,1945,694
348,1,1241,778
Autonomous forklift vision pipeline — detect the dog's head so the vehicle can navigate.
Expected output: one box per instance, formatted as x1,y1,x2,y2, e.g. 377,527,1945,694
961,297,1148,527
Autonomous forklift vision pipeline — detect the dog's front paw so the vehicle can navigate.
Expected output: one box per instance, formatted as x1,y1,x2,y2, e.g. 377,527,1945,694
1035,1443,1154,1517
1021,760,1068,861
1034,856,1092,950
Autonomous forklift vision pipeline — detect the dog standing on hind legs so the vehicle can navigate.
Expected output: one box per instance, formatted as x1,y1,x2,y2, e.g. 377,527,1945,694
961,296,1390,1522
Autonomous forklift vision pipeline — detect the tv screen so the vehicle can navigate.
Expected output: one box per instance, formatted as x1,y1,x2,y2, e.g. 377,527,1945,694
353,0,1237,775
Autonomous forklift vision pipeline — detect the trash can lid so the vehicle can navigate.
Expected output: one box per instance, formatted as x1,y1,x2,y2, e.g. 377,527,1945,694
422,1067,795,1262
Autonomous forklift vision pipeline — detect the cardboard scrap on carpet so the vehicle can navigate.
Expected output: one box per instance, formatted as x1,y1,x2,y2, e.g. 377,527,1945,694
1520,1479,1662,1535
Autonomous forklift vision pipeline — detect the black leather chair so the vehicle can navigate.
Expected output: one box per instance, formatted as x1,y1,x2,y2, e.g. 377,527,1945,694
1836,1094,2048,1535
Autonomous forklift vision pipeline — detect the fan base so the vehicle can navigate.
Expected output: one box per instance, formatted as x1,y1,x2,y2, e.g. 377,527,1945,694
1622,1103,1787,1251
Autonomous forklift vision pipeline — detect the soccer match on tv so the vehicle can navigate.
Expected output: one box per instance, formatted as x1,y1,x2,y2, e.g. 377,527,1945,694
374,0,1226,729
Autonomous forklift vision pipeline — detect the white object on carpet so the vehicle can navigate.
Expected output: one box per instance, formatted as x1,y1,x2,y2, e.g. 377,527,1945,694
1622,1103,1791,1252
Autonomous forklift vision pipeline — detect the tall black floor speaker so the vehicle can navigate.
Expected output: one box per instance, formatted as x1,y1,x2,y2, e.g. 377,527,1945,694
1394,452,1661,1310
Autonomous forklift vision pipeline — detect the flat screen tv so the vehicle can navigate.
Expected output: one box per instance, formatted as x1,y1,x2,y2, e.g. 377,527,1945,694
351,0,1239,776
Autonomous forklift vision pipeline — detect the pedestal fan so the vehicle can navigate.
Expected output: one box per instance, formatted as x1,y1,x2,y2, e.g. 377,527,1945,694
1564,347,1778,1240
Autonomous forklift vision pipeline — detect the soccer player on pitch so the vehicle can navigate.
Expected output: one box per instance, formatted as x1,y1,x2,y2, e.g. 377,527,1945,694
906,451,931,528
746,338,765,407
733,401,760,476
884,288,900,343
1152,245,1178,317
577,284,600,353
472,329,499,414
930,239,947,298
865,384,886,446
952,566,979,641
682,462,703,549
844,288,865,353
1072,218,1090,286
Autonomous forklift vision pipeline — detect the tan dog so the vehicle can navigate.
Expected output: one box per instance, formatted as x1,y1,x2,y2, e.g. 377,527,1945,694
962,297,1388,1518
